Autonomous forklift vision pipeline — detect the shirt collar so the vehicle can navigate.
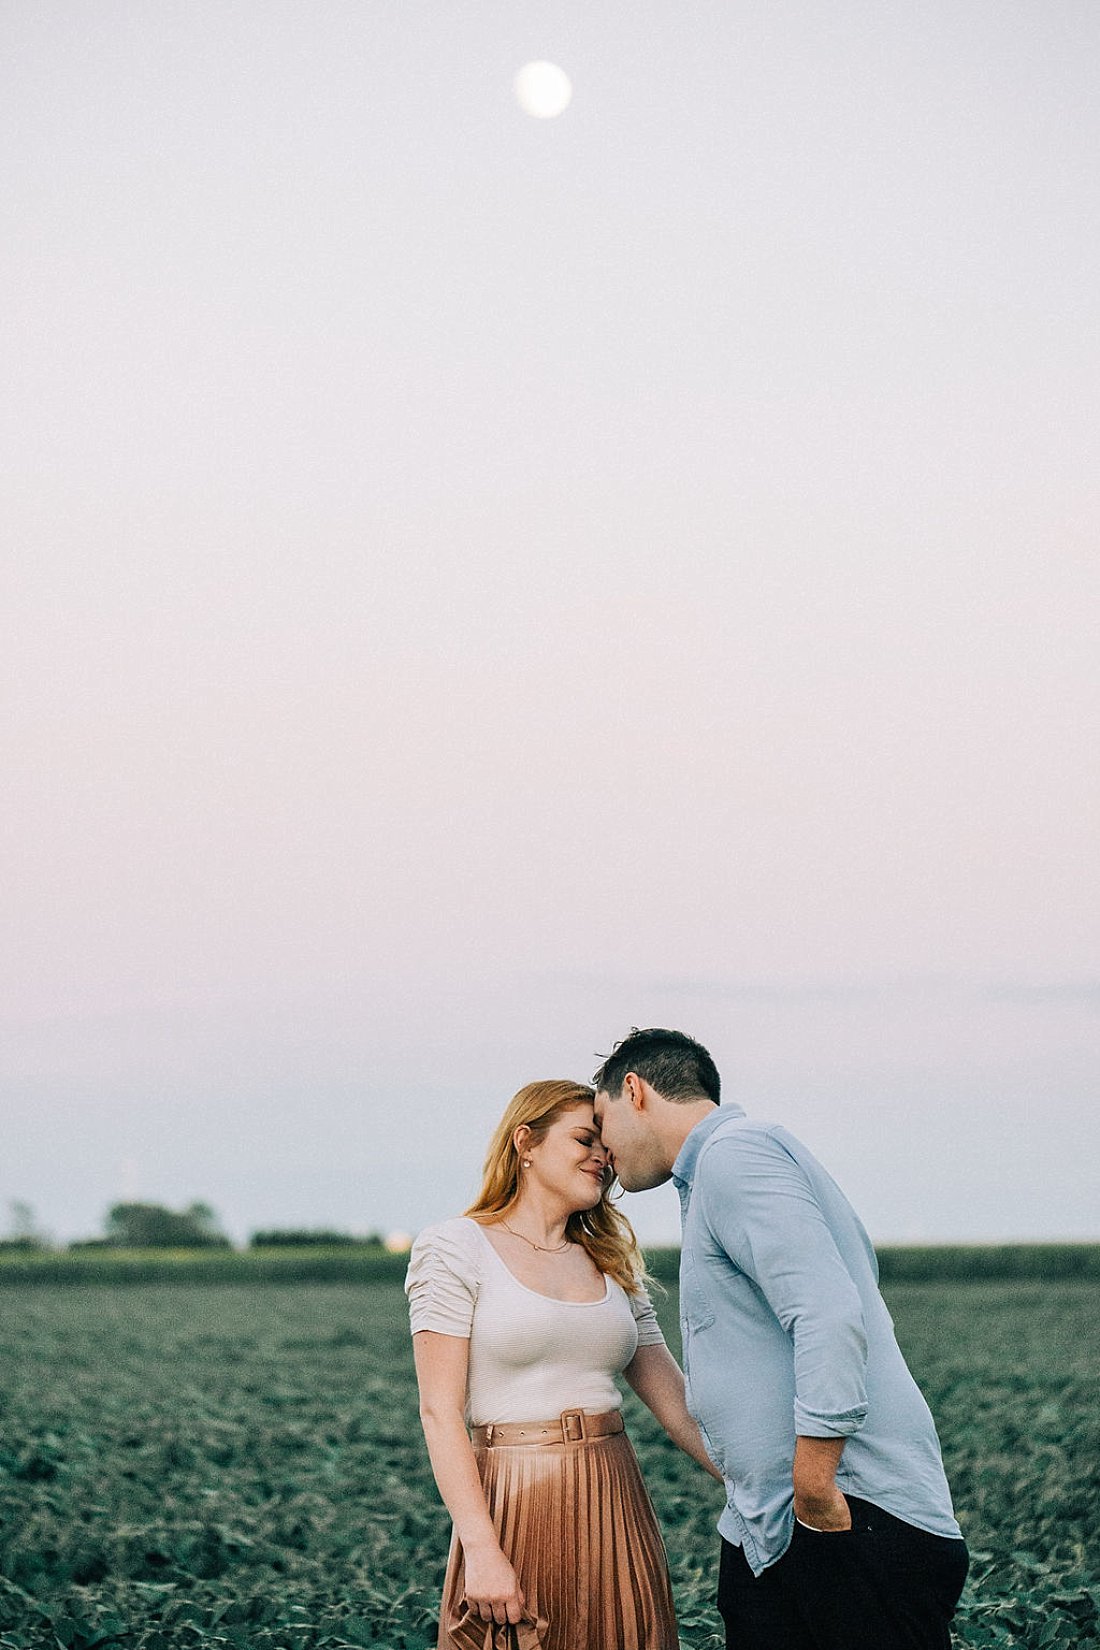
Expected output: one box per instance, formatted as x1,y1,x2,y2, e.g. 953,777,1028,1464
671,1103,745,1193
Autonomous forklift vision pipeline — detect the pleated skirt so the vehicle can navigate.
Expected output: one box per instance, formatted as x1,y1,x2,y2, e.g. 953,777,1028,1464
436,1414,678,1650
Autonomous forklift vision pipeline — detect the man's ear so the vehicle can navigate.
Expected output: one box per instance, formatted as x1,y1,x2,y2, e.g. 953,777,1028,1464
624,1073,646,1112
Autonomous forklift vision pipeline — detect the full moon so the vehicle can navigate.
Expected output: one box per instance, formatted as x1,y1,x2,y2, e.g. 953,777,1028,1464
514,61,573,120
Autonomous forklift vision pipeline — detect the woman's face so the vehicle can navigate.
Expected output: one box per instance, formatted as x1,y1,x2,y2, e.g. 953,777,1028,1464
521,1102,610,1212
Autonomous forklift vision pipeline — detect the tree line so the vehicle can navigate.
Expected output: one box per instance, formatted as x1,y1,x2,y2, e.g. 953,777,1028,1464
1,1200,386,1252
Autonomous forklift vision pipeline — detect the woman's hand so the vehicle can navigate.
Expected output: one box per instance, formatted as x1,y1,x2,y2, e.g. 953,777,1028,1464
463,1539,526,1625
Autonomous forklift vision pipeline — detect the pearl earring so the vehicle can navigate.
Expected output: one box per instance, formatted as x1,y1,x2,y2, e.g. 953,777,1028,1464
522,1157,532,1168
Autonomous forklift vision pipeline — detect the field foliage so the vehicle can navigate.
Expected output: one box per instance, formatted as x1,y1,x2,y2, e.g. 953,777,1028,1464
2,1245,1100,1289
0,1279,1097,1649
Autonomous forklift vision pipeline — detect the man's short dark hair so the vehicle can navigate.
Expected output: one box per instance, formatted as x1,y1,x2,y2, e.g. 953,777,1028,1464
593,1028,720,1106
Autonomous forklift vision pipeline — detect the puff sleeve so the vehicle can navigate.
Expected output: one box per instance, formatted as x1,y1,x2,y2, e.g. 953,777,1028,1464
404,1218,481,1337
628,1284,667,1348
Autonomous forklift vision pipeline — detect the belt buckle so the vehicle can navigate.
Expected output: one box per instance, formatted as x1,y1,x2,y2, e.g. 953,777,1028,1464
560,1409,586,1442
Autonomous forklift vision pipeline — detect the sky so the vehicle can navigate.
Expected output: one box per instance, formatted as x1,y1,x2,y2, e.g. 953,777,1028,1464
3,1,1097,1249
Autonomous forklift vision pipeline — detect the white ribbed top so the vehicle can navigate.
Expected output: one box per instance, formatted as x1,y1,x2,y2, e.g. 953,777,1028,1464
405,1215,665,1425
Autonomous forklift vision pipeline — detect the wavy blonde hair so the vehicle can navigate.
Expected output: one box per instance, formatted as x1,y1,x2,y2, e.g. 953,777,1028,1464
465,1079,646,1295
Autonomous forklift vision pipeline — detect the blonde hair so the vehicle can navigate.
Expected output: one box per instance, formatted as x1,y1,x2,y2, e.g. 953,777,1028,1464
465,1079,647,1295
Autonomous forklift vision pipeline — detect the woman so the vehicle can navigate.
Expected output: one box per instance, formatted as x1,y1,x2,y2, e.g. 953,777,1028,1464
406,1079,720,1650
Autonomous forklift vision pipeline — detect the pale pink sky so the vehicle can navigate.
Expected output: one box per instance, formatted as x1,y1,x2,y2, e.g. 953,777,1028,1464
3,1,1097,1245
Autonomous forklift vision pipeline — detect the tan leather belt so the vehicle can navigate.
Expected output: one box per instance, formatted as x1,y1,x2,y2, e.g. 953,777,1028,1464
471,1409,624,1448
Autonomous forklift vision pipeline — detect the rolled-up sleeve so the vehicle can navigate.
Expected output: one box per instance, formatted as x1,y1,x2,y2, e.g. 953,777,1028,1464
404,1220,480,1337
699,1133,868,1437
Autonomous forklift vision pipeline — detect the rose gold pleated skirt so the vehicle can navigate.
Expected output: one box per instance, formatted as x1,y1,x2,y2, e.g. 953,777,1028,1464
436,1411,678,1650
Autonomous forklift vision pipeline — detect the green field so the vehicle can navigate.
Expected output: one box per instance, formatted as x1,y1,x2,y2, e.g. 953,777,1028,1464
1,1280,1097,1650
2,1244,1099,1288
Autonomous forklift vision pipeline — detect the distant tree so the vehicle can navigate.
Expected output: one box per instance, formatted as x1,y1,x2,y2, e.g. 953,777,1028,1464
104,1202,232,1249
182,1201,223,1239
0,1200,49,1252
9,1200,37,1240
249,1229,385,1248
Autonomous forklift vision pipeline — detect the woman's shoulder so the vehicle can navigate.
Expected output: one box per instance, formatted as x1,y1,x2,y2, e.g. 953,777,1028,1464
609,1276,667,1345
405,1218,485,1330
605,1273,651,1310
407,1215,484,1269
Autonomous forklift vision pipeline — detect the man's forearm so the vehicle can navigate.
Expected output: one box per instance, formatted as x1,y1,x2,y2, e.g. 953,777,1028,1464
792,1435,850,1529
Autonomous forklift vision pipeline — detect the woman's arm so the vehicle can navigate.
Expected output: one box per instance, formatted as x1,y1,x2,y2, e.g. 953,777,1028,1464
412,1331,527,1628
623,1341,724,1482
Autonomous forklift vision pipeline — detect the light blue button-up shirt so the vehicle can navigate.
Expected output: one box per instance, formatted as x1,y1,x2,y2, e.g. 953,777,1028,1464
674,1105,961,1575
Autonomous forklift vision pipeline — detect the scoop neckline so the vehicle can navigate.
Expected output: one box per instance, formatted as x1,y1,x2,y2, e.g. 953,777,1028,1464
464,1217,613,1307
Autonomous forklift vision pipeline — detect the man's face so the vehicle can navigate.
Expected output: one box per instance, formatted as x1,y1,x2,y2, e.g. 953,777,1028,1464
593,1083,671,1193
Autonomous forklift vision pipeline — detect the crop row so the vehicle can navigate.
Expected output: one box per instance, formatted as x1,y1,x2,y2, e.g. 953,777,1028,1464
2,1244,1099,1288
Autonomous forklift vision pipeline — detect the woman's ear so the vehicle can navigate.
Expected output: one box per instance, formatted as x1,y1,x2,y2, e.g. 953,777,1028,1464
513,1124,531,1157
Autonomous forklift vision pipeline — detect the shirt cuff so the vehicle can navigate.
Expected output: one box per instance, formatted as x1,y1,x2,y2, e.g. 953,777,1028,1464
793,1399,868,1437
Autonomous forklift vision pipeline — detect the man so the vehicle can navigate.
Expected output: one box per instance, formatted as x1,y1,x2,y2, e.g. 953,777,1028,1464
593,1027,968,1650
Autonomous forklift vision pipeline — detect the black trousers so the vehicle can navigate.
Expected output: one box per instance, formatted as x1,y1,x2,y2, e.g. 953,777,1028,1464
718,1496,969,1650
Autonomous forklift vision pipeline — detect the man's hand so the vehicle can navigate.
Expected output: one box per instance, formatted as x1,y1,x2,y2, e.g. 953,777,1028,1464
793,1483,852,1531
792,1435,852,1532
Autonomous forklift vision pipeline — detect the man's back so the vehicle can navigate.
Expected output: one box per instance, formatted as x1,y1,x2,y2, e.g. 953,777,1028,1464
674,1105,961,1575
594,1025,969,1650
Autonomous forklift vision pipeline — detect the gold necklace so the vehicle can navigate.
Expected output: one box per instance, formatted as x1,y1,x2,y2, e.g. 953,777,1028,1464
499,1221,571,1254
